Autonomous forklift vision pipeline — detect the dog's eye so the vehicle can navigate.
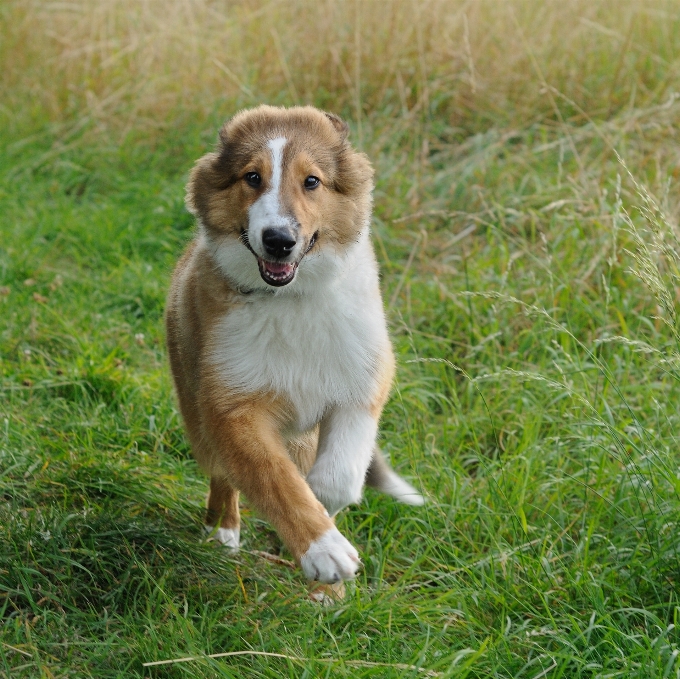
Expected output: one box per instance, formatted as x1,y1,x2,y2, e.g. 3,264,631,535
244,172,261,188
304,176,320,190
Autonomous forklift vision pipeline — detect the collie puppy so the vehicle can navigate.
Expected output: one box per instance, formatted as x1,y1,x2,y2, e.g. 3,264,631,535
166,105,423,585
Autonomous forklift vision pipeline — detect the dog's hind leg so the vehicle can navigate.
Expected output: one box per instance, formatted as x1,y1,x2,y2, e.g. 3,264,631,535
205,477,241,552
365,448,424,506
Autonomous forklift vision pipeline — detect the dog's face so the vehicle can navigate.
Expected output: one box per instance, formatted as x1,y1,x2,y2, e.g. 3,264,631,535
186,106,374,291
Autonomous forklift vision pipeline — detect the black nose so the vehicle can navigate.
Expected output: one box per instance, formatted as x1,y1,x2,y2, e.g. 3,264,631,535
262,228,297,259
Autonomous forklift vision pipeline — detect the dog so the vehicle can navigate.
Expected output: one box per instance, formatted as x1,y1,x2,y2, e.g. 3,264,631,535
165,105,424,586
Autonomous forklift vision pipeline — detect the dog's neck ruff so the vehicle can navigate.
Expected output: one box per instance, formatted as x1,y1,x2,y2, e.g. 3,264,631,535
206,228,389,430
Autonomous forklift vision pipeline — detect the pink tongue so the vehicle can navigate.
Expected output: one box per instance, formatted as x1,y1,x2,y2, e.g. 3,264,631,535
265,261,293,274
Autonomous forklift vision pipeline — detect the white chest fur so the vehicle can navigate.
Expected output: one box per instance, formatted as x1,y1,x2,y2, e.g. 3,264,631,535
207,238,390,430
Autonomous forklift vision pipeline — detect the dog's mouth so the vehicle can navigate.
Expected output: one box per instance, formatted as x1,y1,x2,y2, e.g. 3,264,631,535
240,231,318,288
257,259,298,287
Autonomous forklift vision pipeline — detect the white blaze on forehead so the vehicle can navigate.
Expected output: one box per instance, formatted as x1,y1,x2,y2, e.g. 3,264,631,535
248,136,290,254
267,136,286,198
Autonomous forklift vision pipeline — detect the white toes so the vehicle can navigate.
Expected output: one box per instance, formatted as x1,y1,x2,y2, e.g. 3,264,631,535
300,528,360,584
204,525,240,552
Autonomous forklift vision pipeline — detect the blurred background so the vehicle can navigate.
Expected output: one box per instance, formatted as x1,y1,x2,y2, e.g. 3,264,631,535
4,0,679,141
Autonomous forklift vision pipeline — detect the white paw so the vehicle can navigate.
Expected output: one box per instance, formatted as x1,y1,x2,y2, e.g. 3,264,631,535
204,525,240,552
300,528,360,583
306,463,364,517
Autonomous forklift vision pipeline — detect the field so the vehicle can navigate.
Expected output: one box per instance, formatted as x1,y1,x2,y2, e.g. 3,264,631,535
3,0,680,676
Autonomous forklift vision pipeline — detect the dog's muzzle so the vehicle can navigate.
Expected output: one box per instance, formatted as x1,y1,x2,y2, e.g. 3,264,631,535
262,227,296,259
241,229,318,288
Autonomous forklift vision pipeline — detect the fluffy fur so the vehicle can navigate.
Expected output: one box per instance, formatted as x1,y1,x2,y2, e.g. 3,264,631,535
166,105,423,586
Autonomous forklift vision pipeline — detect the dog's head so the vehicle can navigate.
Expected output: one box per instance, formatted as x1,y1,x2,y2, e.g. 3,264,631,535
186,105,374,292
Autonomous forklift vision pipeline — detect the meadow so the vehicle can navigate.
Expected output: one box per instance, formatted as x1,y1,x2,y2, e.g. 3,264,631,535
2,0,680,676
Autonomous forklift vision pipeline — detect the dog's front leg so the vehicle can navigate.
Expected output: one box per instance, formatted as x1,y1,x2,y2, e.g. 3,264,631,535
206,401,360,583
306,405,378,517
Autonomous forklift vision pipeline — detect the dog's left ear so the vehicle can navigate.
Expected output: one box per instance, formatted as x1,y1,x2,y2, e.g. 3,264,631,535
324,112,350,141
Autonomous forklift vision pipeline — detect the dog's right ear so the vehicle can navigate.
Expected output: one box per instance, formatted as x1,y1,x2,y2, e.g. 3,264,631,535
185,152,219,217
324,112,350,141
187,115,242,217
218,121,231,147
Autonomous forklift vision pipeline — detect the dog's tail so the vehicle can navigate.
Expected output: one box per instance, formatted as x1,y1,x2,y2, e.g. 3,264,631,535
365,448,425,506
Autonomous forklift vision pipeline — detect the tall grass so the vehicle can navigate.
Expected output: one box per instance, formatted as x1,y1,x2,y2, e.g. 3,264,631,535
3,1,680,137
4,1,680,677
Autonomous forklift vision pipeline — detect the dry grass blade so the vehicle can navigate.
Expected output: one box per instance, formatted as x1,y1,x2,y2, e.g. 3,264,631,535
142,649,443,675
249,550,296,568
1,642,33,658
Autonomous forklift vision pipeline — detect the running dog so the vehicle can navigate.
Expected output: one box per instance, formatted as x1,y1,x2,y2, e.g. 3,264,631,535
166,105,423,586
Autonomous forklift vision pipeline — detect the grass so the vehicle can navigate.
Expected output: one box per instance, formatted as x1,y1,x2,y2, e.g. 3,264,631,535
3,0,680,676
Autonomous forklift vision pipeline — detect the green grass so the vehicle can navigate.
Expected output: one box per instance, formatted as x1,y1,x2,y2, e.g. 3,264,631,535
4,3,680,677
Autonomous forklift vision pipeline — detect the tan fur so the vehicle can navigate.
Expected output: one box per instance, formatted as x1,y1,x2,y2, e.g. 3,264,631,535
166,105,407,576
186,105,373,251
